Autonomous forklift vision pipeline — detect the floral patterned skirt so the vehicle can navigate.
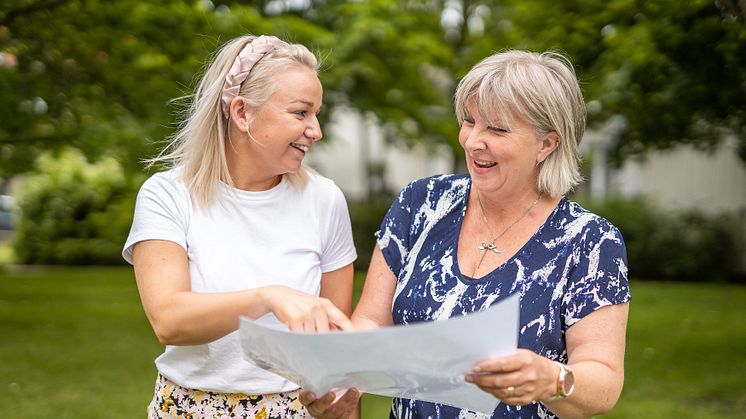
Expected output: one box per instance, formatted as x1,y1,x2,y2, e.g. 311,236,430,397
148,373,311,418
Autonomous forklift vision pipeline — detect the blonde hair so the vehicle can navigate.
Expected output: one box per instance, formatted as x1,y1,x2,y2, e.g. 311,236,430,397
454,50,586,197
149,35,319,209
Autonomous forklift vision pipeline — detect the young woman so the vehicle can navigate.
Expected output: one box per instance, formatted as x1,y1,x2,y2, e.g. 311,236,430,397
123,34,357,418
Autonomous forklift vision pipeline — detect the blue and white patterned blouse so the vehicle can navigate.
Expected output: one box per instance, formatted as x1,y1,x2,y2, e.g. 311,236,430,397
375,174,631,419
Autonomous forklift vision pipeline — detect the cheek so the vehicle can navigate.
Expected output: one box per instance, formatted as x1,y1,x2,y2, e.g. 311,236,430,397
458,126,469,148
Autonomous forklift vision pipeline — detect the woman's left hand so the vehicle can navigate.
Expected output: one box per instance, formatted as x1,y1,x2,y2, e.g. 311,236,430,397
299,388,360,418
465,349,558,406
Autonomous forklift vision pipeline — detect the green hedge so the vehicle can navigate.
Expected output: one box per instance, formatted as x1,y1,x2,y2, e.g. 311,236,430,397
12,149,141,265
348,198,392,272
585,197,745,282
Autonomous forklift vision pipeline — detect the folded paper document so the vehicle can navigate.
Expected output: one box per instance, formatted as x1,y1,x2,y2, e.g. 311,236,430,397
239,293,519,415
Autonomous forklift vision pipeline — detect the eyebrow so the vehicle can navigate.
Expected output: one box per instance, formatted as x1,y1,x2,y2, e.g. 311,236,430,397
290,99,316,107
289,99,322,113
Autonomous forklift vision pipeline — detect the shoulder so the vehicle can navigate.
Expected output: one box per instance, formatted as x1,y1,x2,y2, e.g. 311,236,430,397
300,170,348,212
141,169,185,192
305,170,341,192
399,173,470,204
137,169,190,205
555,198,624,244
303,170,345,199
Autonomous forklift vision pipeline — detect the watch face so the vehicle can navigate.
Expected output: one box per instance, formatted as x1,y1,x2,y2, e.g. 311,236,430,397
562,366,575,396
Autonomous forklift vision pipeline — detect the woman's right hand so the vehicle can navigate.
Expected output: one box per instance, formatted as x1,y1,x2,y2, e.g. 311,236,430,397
299,389,360,419
260,285,354,332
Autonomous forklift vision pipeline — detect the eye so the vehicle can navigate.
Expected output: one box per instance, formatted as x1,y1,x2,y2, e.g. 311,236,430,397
294,110,308,118
462,117,475,126
488,126,509,134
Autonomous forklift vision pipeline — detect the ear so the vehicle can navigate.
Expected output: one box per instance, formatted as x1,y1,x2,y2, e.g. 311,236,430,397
229,97,253,132
536,131,560,164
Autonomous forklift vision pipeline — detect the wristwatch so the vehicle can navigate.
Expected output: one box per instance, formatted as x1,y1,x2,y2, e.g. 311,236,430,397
546,361,575,402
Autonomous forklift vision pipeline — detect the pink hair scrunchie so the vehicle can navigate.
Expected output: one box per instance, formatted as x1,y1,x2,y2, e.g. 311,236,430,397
221,35,285,119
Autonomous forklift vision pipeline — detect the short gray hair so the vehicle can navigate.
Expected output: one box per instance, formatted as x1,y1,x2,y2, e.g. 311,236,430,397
454,50,586,197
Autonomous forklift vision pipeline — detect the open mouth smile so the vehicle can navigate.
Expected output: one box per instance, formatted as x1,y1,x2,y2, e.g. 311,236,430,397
290,143,309,154
474,159,497,168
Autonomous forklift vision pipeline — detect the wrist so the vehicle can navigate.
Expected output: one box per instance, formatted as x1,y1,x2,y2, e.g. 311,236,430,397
544,361,575,403
255,285,280,316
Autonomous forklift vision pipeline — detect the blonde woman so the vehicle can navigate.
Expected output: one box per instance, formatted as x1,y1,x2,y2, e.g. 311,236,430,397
123,35,358,418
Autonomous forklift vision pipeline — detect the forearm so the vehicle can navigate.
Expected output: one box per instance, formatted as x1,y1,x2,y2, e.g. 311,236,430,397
543,360,624,418
146,287,273,346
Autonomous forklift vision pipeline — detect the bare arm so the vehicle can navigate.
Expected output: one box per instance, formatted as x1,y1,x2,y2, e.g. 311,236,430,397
350,245,396,329
466,302,629,418
132,240,353,346
544,302,629,417
320,263,354,317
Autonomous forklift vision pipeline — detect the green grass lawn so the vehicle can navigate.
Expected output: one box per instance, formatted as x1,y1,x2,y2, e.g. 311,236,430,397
1,266,745,418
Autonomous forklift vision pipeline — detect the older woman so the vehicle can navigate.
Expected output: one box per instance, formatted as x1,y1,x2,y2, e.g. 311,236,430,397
350,50,631,418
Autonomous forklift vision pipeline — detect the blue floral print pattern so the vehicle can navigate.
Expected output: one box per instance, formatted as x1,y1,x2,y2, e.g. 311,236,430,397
375,174,630,419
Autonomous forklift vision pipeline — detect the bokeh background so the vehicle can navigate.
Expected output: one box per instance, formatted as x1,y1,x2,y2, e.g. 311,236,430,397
1,1,745,418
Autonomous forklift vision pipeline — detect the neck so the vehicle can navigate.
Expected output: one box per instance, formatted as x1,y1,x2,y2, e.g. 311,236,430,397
474,188,542,221
225,138,282,192
232,172,282,191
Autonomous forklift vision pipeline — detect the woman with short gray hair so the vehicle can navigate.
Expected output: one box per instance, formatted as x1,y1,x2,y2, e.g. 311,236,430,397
350,50,630,418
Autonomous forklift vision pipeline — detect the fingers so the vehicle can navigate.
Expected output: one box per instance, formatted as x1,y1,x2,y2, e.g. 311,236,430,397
465,350,554,406
472,350,532,373
331,388,361,415
308,305,330,333
466,377,535,406
465,370,524,389
300,389,360,418
298,390,317,406
276,291,352,333
299,391,333,417
304,301,352,332
326,304,354,331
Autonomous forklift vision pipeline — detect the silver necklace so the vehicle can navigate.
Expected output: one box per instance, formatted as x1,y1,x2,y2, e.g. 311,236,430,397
473,190,541,276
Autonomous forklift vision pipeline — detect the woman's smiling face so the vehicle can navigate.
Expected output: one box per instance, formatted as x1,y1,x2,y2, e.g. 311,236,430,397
458,100,543,197
244,66,324,177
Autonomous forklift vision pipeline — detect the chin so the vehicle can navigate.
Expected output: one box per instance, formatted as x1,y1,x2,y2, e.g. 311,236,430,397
284,164,303,174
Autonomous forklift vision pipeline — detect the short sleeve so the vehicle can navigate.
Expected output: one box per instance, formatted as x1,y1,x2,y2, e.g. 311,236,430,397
563,219,631,328
374,182,414,278
121,173,190,264
319,185,357,273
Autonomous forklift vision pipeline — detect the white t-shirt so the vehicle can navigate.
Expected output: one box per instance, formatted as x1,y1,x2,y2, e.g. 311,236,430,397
122,168,357,394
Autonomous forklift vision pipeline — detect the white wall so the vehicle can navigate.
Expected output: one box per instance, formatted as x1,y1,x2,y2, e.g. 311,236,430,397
307,108,453,201
611,137,746,215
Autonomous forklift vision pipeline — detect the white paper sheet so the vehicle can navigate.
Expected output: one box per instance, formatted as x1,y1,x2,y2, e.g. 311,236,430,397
239,293,519,415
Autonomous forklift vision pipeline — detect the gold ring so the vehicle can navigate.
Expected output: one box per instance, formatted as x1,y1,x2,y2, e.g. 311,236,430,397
506,386,515,397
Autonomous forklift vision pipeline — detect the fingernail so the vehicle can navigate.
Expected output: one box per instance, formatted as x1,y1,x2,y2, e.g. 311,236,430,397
472,366,481,372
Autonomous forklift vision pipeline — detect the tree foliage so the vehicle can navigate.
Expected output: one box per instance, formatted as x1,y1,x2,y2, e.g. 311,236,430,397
12,148,140,264
2,0,745,266
487,0,746,163
0,0,744,184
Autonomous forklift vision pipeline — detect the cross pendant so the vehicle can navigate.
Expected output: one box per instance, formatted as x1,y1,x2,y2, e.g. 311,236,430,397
478,242,501,254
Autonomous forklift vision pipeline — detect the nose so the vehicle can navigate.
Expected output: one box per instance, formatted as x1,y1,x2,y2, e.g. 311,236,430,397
462,126,485,153
306,116,323,142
